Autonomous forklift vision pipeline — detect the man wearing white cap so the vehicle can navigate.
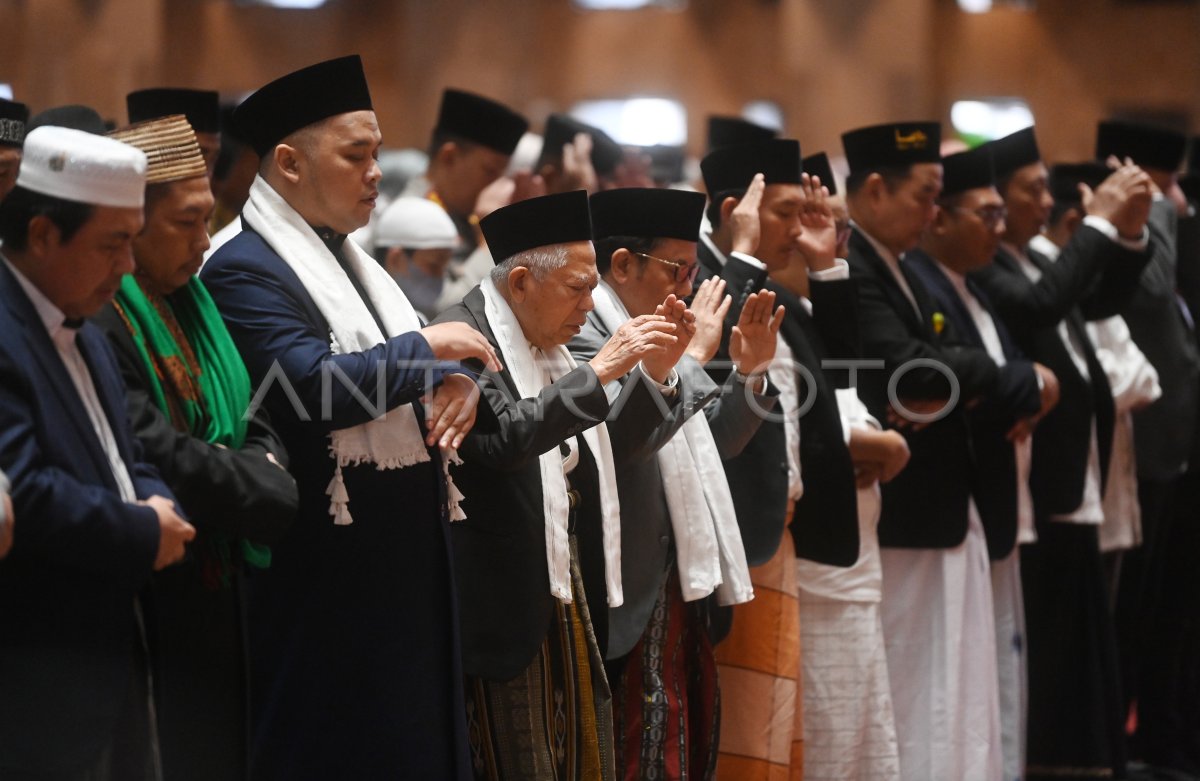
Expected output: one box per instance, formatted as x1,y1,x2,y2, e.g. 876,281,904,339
0,126,195,780
374,196,460,317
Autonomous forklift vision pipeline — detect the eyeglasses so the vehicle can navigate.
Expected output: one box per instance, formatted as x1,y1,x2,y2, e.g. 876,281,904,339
635,252,700,284
951,204,1007,229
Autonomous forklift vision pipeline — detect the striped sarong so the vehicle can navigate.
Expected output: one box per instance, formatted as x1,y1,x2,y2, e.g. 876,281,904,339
466,538,615,781
613,566,720,780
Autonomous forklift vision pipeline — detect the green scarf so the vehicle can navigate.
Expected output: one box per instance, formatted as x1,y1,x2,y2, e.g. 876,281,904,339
115,274,271,580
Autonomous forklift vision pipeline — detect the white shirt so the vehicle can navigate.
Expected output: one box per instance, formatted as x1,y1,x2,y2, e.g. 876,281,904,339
2,256,138,503
794,387,884,603
1004,242,1104,525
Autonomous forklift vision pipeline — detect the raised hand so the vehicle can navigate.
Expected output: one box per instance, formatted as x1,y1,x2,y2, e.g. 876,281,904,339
685,278,732,365
641,294,697,382
795,172,839,272
424,372,481,450
588,314,677,385
419,321,502,372
729,290,785,376
551,132,598,194
729,173,766,257
1083,159,1154,240
474,176,516,219
509,170,547,205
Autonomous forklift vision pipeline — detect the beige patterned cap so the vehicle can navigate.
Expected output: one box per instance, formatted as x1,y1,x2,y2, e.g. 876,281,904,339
107,114,207,185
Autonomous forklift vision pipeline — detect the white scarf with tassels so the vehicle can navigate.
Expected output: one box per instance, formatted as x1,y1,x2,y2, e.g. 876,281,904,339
242,175,465,525
478,276,623,606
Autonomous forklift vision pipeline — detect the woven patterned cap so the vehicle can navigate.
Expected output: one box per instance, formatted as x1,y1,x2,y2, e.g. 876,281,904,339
107,114,207,184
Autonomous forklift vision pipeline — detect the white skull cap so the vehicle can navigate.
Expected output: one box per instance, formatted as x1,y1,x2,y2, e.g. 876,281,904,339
375,197,461,250
16,125,148,208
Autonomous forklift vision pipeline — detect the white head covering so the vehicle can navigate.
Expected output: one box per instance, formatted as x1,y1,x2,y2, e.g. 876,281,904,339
374,197,460,250
17,126,147,208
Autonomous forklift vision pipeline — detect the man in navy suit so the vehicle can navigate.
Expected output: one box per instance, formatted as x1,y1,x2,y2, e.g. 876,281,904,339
0,126,194,780
201,56,496,780
904,145,1057,781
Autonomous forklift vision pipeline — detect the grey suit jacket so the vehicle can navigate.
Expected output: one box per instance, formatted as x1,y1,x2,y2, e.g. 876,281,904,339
569,309,777,659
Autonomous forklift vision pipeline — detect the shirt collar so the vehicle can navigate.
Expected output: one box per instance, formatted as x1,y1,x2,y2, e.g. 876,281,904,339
1,253,69,340
851,221,901,268
699,230,728,267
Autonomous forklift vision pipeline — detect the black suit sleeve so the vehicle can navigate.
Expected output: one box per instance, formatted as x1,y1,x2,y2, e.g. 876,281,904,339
851,262,999,401
807,276,860,387
93,305,299,545
459,365,612,472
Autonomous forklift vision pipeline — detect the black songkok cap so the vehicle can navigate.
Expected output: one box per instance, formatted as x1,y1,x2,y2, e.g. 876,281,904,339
0,98,29,148
701,138,802,196
127,88,220,134
538,114,624,177
644,144,685,186
27,104,106,136
940,145,996,197
481,190,593,263
802,151,837,196
435,89,529,156
589,188,706,242
707,115,777,153
1095,119,1186,173
985,126,1041,178
1049,162,1110,205
841,121,940,176
234,55,373,157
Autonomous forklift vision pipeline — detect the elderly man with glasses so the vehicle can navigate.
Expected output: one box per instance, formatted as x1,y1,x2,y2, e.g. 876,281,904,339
569,186,782,780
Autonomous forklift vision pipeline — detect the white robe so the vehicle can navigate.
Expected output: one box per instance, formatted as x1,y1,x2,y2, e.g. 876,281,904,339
880,506,1004,781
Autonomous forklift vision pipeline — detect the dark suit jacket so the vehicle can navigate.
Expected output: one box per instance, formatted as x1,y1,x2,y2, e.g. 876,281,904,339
971,246,1130,517
700,243,862,567
847,227,992,549
570,309,774,659
1123,201,1200,482
93,299,299,781
201,229,471,781
905,250,1041,559
93,303,298,545
434,287,688,680
0,261,173,775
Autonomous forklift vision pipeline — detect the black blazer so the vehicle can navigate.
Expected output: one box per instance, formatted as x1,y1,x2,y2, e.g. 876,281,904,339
0,262,176,775
1122,201,1200,482
772,281,862,567
847,227,1007,549
93,303,298,546
905,250,1041,559
702,247,862,567
434,287,685,680
971,247,1127,517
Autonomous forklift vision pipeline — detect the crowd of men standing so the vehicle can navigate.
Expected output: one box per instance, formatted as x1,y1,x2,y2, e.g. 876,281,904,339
0,52,1197,781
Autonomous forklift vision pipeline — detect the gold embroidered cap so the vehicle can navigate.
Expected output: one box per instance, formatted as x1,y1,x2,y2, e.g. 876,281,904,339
107,114,207,185
841,121,941,176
